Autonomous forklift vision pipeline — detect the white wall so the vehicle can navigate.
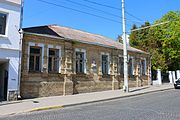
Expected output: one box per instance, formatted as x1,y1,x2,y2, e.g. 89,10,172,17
0,2,21,49
0,49,19,93
0,1,21,99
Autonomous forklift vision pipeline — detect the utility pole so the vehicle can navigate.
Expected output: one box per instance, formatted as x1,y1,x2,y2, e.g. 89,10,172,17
122,0,129,92
17,0,24,99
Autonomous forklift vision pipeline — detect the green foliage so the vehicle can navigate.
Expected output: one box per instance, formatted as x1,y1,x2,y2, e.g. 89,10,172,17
129,11,180,71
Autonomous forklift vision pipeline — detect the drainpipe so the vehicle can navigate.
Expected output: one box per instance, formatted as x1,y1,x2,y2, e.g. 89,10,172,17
17,0,24,99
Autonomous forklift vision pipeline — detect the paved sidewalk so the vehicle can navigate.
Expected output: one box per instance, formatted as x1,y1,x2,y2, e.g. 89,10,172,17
0,84,173,117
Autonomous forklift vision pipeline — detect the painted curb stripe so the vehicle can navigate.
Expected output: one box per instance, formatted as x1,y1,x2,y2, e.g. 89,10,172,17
30,106,63,112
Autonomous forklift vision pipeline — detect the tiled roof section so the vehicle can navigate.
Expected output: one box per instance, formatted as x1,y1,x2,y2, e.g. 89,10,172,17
23,25,148,54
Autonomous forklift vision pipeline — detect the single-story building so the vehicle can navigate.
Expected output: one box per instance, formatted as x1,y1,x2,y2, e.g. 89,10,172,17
20,25,151,99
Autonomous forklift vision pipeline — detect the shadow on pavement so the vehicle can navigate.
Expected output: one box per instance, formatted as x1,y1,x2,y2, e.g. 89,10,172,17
130,86,150,93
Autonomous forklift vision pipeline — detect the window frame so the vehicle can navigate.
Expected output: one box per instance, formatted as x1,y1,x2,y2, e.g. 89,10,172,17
28,42,44,73
119,56,124,75
75,48,86,74
29,47,42,72
140,58,147,75
47,45,61,73
0,11,8,37
128,56,135,76
101,52,110,75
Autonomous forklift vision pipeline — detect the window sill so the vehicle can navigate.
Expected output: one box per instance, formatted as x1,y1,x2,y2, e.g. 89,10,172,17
0,34,8,38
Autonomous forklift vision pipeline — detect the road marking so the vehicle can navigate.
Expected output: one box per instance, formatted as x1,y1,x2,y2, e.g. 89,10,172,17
30,106,64,112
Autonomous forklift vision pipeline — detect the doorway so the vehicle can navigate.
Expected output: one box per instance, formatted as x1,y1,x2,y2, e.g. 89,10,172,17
3,70,8,100
0,61,8,101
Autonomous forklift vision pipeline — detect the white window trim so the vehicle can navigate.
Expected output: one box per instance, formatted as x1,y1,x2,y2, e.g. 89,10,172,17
47,45,61,73
27,42,44,72
101,52,110,75
0,11,9,38
75,48,87,74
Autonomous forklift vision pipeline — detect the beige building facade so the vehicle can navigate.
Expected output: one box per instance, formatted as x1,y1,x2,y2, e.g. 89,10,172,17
20,25,151,99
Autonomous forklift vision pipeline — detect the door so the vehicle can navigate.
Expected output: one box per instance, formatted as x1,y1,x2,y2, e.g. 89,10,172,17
3,70,8,100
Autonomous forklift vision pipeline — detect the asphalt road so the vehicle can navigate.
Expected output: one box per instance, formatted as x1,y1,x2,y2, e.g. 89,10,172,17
1,89,180,120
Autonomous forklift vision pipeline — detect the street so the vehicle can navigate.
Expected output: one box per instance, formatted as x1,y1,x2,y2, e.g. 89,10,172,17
1,89,180,120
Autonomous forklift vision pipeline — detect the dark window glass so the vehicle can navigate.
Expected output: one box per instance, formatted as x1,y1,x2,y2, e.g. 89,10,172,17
76,52,84,73
141,60,145,75
29,56,34,71
128,58,133,75
0,13,7,35
102,55,108,75
119,57,124,74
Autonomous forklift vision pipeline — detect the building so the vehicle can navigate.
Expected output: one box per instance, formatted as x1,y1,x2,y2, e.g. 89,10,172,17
0,0,21,101
21,25,151,99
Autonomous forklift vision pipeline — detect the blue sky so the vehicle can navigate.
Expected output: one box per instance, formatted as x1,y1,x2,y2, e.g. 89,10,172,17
23,0,180,40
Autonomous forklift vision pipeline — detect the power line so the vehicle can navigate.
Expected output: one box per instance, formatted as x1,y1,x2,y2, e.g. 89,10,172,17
83,0,144,23
125,11,144,22
63,0,143,24
64,0,121,18
36,0,128,25
83,0,121,10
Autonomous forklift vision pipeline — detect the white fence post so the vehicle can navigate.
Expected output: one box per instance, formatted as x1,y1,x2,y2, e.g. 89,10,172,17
172,71,176,83
169,71,173,84
157,69,162,85
176,70,180,79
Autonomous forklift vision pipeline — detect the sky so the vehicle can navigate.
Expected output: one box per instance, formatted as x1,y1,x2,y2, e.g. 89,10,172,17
23,0,180,40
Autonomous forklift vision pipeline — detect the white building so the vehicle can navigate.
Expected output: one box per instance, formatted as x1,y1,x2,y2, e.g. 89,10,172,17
0,0,21,101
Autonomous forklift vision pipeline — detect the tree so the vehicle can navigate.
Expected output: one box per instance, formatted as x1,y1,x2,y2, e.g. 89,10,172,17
129,11,180,71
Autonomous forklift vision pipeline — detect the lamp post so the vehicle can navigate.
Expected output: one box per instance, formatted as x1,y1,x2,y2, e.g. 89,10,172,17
122,0,129,92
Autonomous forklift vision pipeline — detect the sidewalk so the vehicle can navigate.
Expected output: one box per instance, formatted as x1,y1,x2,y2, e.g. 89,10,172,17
0,84,173,117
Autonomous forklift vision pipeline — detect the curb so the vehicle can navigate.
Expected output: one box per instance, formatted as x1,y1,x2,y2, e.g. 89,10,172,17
28,87,173,113
63,87,173,108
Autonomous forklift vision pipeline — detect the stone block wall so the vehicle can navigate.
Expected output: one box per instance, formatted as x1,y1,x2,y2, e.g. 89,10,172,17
20,34,150,99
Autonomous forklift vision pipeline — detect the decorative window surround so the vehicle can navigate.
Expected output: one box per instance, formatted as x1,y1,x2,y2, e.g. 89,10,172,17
27,42,44,72
47,45,61,73
75,48,87,74
101,52,110,75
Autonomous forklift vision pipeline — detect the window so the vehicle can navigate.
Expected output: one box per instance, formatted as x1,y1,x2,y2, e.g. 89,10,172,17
29,47,42,72
76,52,85,73
119,57,124,75
140,59,146,75
102,55,109,75
48,49,59,72
0,13,7,35
128,58,133,75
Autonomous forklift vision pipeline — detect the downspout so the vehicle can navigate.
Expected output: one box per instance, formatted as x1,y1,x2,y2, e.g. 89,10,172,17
17,0,24,99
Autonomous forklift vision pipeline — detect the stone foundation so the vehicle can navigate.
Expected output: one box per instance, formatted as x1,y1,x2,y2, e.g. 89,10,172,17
8,90,18,101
